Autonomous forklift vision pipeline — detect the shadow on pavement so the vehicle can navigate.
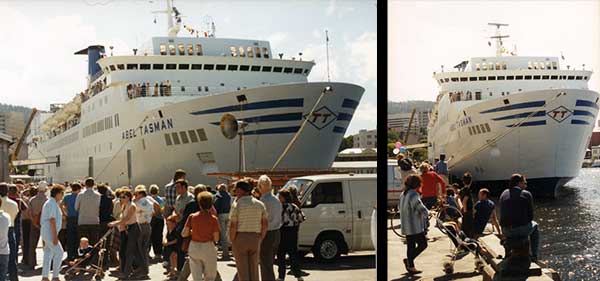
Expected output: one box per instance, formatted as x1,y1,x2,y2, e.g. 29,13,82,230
300,254,375,271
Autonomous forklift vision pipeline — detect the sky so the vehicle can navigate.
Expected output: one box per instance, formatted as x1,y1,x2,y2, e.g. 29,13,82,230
389,0,600,125
0,0,377,136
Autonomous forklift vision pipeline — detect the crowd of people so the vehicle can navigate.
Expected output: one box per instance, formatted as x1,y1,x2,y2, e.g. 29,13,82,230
127,81,173,99
0,169,309,281
395,153,540,275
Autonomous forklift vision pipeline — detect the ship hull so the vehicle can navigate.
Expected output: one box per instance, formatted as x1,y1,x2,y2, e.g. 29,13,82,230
429,88,599,197
29,82,364,187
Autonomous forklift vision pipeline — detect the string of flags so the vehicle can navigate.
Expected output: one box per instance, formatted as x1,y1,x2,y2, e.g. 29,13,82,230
183,25,208,38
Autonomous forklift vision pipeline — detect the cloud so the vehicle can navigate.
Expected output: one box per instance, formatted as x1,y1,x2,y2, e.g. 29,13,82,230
344,31,377,84
353,100,378,125
326,0,336,16
266,32,289,49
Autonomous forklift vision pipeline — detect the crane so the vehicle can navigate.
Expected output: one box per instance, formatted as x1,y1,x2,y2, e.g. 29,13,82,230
9,108,37,174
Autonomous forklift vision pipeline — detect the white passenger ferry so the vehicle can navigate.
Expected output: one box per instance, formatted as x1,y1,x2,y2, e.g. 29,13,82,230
428,23,598,196
24,0,364,187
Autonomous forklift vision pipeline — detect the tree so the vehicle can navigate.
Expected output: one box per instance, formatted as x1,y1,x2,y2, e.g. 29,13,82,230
388,130,399,143
338,135,354,152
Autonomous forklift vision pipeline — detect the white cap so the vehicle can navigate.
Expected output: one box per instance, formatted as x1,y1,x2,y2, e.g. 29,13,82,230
38,181,48,192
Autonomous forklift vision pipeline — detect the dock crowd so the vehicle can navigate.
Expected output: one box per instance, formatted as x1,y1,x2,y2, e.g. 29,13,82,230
395,153,540,276
127,81,173,99
0,169,309,281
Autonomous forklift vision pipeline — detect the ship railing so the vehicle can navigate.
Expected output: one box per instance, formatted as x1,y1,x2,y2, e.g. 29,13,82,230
125,83,272,100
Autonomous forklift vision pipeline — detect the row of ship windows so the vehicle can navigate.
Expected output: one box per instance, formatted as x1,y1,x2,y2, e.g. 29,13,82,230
440,75,588,84
106,63,309,75
468,123,491,135
165,129,208,146
159,44,270,59
83,114,120,138
449,91,516,102
475,61,558,71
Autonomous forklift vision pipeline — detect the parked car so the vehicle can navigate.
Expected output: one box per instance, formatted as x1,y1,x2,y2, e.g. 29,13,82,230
282,173,376,261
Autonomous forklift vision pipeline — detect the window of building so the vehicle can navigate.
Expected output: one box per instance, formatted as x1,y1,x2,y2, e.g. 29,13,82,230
540,63,545,69
468,127,474,135
550,75,558,80
126,64,138,70
153,64,164,70
506,75,514,80
469,77,477,81
475,63,480,71
204,64,214,70
262,66,272,72
116,64,124,70
496,62,501,70
561,75,567,80
524,75,532,80
179,131,189,144
166,64,176,70
216,64,226,70
247,47,254,58
228,65,238,71
179,64,190,70
485,123,491,132
140,64,151,70
502,63,507,70
230,46,238,57
196,129,208,141
516,75,523,80
552,61,558,69
475,125,482,134
451,77,458,82
160,44,167,55
191,64,202,70
533,62,539,69
262,47,270,58
584,76,588,80
294,68,303,74
533,75,541,80
283,67,293,73
255,47,261,58
251,65,261,72
109,65,116,71
303,182,343,208
460,77,468,82
273,66,283,73
546,62,552,69
196,44,203,56
475,91,482,100
444,78,449,82
568,76,575,80
528,62,533,69
239,47,245,57
169,44,176,55
178,44,185,55
542,75,549,80
482,63,487,70
488,76,496,81
240,65,250,71
188,130,199,142
497,76,505,80
204,86,209,91
478,76,486,81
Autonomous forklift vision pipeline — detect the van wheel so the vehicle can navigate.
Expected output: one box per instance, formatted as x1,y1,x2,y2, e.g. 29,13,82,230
313,234,342,262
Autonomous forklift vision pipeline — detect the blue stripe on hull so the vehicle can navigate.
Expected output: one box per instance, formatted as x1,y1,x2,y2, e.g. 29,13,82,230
505,120,546,127
209,112,303,125
480,101,545,114
576,99,599,110
571,119,590,125
573,110,595,117
191,98,304,115
333,126,346,134
492,111,545,121
342,98,359,109
242,126,300,135
337,113,353,121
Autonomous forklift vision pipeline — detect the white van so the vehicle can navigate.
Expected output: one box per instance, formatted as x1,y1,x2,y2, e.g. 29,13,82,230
282,174,376,262
388,159,402,209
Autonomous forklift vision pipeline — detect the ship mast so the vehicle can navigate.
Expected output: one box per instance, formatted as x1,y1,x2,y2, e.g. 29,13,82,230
153,0,181,37
488,23,509,57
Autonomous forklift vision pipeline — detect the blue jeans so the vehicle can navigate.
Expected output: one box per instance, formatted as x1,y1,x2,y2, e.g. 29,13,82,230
7,227,16,281
502,221,540,259
0,254,8,281
41,237,64,279
66,217,78,260
218,213,230,258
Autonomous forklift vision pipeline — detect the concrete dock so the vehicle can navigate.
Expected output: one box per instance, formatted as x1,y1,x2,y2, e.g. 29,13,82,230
387,216,560,281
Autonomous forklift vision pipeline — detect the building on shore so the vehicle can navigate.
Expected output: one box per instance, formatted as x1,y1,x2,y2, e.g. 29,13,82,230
0,132,13,182
0,111,26,139
352,129,377,149
387,111,430,144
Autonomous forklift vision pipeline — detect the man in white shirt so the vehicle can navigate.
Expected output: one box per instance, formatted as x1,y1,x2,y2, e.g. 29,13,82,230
0,196,12,281
133,185,159,277
0,183,18,281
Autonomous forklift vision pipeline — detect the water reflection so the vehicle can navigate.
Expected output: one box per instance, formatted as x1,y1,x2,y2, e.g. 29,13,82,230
536,168,600,279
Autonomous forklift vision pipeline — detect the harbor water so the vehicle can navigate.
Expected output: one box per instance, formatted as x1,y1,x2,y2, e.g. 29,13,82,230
536,167,600,280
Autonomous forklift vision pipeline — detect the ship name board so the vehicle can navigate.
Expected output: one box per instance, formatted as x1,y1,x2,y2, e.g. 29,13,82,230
122,118,174,140
450,116,472,131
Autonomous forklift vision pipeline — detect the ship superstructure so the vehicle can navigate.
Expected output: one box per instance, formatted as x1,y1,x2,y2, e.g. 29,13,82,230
26,0,364,186
428,23,598,196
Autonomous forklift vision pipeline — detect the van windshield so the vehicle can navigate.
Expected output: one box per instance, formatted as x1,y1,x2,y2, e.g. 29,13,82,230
281,179,313,199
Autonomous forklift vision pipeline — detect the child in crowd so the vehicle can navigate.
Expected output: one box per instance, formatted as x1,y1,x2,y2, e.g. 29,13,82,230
68,237,95,270
163,215,179,278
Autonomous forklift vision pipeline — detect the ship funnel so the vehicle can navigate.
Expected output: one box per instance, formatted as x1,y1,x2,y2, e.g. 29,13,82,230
75,45,106,78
